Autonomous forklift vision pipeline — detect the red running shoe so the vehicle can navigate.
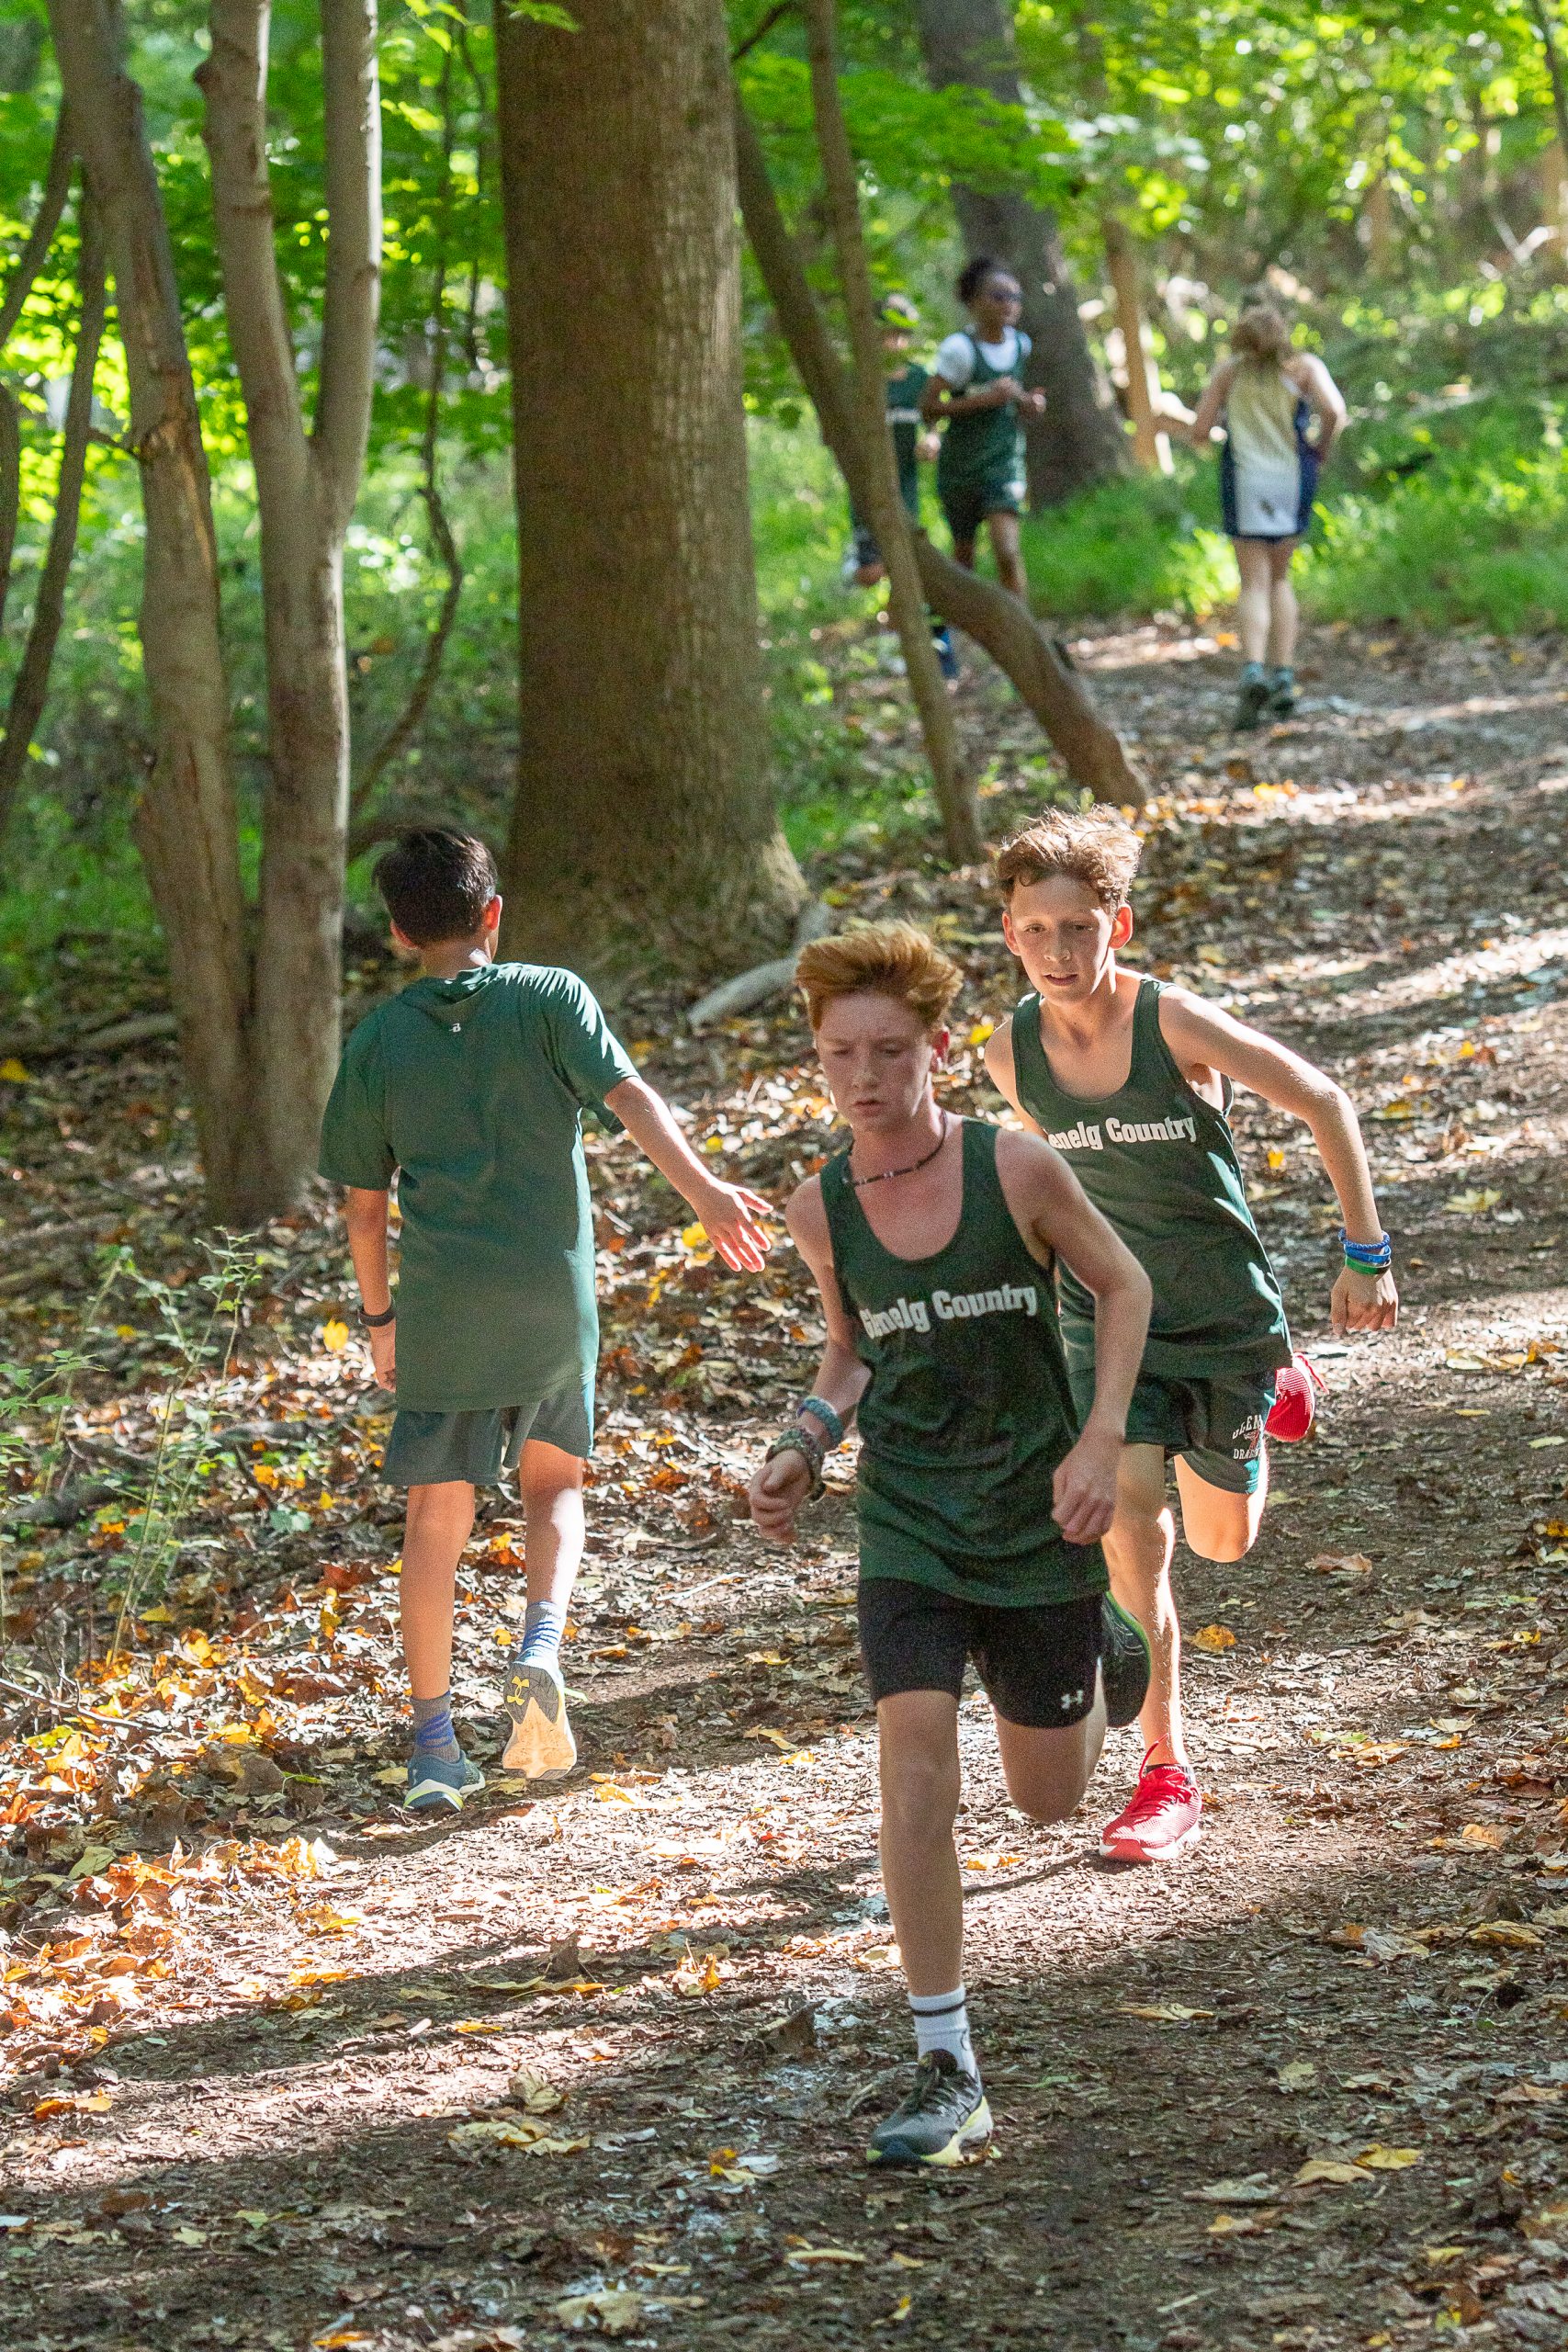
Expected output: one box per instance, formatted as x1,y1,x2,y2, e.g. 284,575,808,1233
1265,1352,1325,1442
1100,1750,1203,1863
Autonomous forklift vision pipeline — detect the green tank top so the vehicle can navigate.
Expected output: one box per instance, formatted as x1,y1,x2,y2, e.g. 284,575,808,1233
821,1116,1106,1608
1010,977,1291,1379
937,331,1031,493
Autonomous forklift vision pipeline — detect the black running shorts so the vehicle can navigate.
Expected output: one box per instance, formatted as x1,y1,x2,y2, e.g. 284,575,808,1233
858,1575,1103,1729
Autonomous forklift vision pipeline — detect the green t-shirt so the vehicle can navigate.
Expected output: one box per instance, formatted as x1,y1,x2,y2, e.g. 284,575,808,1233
318,962,636,1414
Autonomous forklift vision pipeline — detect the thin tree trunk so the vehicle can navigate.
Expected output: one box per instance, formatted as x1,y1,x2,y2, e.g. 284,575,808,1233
913,0,1124,506
801,0,977,864
1531,0,1568,160
197,0,381,1207
733,94,1143,808
0,104,75,639
1103,216,1170,473
0,189,107,852
47,0,255,1223
350,27,463,839
494,0,804,985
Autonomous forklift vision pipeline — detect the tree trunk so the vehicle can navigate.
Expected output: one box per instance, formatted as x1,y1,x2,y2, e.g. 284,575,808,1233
913,0,1124,506
802,0,978,864
0,104,75,639
733,95,1143,808
1103,215,1170,473
493,0,803,986
197,0,381,1209
1364,173,1395,275
47,0,256,1223
0,187,107,853
1531,1,1568,160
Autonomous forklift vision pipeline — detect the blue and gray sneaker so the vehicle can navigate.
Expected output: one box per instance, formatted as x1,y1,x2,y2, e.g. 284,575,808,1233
502,1659,577,1781
403,1750,484,1814
1100,1594,1153,1729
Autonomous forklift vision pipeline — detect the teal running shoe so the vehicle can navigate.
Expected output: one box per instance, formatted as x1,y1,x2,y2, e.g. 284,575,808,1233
404,1750,484,1814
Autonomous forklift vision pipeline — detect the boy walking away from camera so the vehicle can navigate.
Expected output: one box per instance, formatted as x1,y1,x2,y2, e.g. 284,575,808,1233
986,811,1396,1862
841,293,957,683
750,924,1151,2165
321,831,771,1813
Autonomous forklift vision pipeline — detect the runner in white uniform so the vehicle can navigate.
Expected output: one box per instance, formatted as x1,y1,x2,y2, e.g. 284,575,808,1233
1189,305,1346,730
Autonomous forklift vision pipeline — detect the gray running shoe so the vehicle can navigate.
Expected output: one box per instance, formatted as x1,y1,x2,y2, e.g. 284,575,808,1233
865,2052,992,2168
404,1750,484,1814
1100,1594,1153,1730
1234,666,1270,730
502,1658,577,1781
1267,666,1297,717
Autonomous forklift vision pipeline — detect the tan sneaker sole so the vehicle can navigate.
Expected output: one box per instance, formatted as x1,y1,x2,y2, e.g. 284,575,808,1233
502,1665,577,1781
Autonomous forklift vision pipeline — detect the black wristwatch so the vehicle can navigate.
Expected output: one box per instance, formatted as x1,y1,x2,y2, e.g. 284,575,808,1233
360,1302,396,1329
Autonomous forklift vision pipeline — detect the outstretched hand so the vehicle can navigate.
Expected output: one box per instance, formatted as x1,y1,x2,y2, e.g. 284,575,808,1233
691,1180,773,1272
1331,1265,1398,1336
367,1321,396,1392
750,1447,811,1544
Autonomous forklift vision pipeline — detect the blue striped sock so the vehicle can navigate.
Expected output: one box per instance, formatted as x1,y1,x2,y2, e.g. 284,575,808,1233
412,1690,459,1762
521,1601,564,1672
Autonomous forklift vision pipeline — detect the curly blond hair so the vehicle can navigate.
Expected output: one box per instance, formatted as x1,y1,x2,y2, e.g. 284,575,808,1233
795,922,964,1034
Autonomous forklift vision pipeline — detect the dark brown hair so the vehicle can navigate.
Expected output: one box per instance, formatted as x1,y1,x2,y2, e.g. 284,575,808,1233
373,829,500,945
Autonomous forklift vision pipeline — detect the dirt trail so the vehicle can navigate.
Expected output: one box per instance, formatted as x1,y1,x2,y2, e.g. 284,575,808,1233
3,622,1568,2352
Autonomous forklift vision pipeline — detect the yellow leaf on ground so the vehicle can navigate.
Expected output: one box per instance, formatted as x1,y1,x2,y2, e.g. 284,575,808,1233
1459,1823,1507,1849
320,1318,350,1353
1357,2144,1422,2171
1469,1920,1544,1949
1444,1188,1502,1215
784,2246,868,2266
1295,2158,1368,2187
0,1057,29,1082
1192,1624,1235,1652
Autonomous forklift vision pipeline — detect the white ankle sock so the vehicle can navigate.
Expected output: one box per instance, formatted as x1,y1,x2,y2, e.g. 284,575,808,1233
909,1985,977,2080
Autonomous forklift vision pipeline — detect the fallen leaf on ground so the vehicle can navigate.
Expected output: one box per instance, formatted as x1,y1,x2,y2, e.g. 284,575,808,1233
551,2290,647,2335
1295,2159,1369,2188
1119,2003,1215,2023
508,2069,565,2113
1187,2174,1277,2202
1191,1624,1235,1652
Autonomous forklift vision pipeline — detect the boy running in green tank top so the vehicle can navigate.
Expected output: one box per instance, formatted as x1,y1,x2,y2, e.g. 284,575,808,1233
985,811,1398,1864
749,924,1153,2167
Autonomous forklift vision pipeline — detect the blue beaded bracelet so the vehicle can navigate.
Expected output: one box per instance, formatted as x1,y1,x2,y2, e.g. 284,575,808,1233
799,1395,845,1450
1339,1227,1392,1270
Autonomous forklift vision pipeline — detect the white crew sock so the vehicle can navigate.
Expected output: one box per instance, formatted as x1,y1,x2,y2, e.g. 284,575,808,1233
908,1985,978,2081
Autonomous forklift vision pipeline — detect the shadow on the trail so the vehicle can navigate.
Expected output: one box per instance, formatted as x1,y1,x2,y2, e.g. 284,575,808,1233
2,1829,1559,2352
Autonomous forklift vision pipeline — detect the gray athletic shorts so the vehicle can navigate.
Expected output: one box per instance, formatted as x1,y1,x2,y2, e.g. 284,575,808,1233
381,1382,592,1489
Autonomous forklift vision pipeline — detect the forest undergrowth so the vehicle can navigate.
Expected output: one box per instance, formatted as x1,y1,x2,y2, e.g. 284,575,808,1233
1,614,1567,2349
